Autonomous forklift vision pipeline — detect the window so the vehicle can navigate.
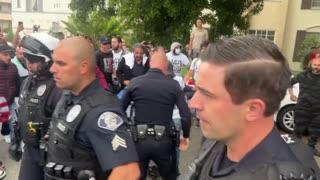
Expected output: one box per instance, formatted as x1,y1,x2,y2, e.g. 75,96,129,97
26,0,43,12
248,30,276,42
311,0,320,8
17,0,21,8
0,5,2,12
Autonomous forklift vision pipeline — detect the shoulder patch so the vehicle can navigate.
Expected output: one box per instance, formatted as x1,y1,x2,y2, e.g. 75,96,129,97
98,112,123,131
281,134,295,144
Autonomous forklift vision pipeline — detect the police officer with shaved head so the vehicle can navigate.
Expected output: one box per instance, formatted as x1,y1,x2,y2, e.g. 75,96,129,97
45,36,140,180
122,48,191,180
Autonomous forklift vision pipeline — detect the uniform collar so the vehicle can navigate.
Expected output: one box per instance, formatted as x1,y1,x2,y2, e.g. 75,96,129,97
67,79,100,104
148,68,165,75
212,126,298,176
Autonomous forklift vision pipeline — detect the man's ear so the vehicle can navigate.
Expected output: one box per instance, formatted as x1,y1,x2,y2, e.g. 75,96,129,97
80,60,90,75
244,99,266,122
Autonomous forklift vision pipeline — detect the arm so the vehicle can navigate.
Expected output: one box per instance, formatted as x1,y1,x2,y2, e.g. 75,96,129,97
176,86,191,138
116,58,127,85
122,85,132,111
108,162,140,180
184,69,194,83
188,31,194,56
96,66,109,90
13,25,24,48
289,73,302,101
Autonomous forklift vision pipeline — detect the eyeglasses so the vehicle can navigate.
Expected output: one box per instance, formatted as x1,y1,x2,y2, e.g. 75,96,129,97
102,42,110,45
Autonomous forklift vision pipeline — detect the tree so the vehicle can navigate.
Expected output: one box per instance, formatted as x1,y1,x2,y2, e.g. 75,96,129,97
69,0,264,48
62,11,124,47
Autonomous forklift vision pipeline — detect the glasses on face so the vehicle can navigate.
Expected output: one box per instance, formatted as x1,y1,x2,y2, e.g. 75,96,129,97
102,43,110,45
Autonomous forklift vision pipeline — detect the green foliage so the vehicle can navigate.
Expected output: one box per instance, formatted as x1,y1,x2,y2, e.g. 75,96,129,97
62,11,124,46
298,35,320,69
69,0,264,48
3,27,14,43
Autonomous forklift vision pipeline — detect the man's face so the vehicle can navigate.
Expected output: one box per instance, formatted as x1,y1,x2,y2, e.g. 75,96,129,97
0,33,5,44
100,42,111,52
26,60,41,75
111,38,121,51
311,58,320,74
50,47,81,91
133,47,144,62
196,19,203,28
189,62,244,141
0,52,11,64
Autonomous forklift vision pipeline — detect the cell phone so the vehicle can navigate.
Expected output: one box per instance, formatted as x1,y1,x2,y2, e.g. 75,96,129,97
18,21,23,26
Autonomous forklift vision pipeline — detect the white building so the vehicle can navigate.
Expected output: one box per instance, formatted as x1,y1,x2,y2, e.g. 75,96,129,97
11,0,72,33
0,0,12,31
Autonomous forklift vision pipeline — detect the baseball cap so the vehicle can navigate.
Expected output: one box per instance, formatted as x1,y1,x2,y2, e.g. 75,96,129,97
100,36,111,44
0,44,13,53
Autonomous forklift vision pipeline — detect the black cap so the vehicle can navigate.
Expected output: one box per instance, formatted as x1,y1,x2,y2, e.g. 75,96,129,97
0,43,13,53
100,36,111,44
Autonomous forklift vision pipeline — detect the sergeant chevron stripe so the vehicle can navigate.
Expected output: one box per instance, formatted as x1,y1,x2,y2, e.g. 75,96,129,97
112,135,127,151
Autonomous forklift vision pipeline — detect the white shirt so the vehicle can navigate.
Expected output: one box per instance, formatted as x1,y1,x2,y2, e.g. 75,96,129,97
172,76,185,119
112,50,125,71
190,58,202,81
166,52,190,77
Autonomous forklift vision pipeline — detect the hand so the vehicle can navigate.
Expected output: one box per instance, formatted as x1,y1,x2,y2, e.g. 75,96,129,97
16,24,24,34
124,80,130,86
179,137,190,151
290,95,297,102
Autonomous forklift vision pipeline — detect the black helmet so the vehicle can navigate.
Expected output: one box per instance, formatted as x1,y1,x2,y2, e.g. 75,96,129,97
21,33,59,75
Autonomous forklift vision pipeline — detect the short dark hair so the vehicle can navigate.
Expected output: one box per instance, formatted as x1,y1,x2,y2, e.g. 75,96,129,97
112,36,122,43
202,36,291,116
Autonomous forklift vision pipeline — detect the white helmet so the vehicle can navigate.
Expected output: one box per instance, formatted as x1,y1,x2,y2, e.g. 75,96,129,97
21,33,59,75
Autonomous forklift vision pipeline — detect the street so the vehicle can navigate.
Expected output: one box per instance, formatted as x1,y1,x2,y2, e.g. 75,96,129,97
1,125,320,180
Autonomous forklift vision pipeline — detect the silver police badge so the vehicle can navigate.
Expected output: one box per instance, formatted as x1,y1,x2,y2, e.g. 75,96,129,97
66,105,82,123
37,84,47,96
97,112,123,131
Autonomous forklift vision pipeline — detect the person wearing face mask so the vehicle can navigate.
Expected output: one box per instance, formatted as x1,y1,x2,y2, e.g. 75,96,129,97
289,57,320,157
166,42,190,77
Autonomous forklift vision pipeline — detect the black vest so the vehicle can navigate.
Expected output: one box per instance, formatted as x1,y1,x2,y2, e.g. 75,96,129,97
18,76,55,146
47,91,121,180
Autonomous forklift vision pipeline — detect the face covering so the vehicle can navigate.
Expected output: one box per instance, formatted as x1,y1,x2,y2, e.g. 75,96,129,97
174,48,181,55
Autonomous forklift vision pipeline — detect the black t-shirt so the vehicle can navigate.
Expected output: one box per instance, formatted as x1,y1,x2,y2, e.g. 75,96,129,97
96,50,113,74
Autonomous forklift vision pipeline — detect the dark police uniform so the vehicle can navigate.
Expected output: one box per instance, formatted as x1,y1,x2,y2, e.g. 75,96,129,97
180,127,320,180
18,75,62,180
45,80,138,180
291,70,320,148
122,68,191,180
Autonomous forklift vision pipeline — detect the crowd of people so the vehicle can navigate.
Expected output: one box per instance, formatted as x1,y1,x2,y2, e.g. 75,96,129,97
0,17,320,180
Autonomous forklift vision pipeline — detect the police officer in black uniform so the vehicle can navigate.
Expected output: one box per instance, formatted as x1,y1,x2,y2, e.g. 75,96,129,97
46,36,140,180
122,49,191,180
289,57,320,156
180,36,320,180
13,33,62,180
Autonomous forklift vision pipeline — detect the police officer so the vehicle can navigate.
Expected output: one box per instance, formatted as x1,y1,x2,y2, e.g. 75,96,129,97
13,33,62,180
289,57,320,156
180,36,320,180
46,36,140,180
122,49,191,180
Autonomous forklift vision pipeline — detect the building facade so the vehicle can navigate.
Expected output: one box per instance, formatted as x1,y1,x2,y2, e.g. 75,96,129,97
0,0,12,31
11,0,72,33
249,0,320,71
